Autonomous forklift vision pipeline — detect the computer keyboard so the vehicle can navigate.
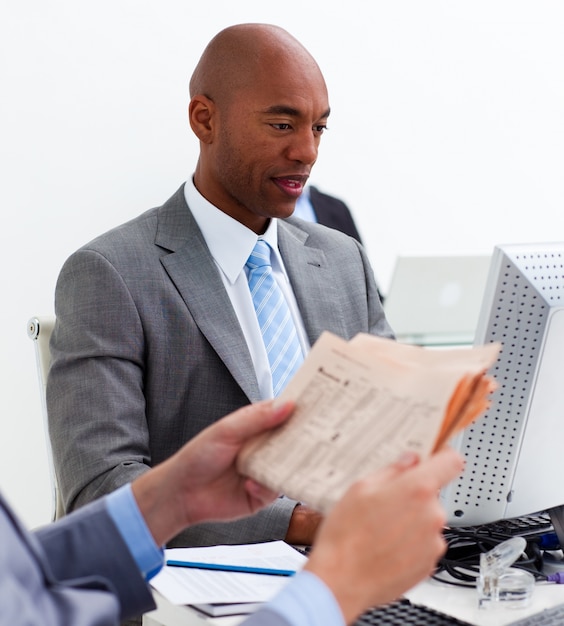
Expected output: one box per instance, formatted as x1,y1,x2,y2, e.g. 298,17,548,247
445,512,553,542
464,512,553,540
355,598,564,626
355,598,472,625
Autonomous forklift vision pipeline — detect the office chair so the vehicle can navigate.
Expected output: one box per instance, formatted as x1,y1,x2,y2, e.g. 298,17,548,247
27,315,64,521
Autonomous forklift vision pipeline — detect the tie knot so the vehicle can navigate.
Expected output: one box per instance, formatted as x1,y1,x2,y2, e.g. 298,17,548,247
246,239,272,270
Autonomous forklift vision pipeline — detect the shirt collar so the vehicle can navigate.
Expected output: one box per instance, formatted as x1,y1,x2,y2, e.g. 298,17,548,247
184,176,286,284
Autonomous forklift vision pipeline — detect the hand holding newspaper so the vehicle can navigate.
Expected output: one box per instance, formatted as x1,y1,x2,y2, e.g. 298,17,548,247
237,332,500,514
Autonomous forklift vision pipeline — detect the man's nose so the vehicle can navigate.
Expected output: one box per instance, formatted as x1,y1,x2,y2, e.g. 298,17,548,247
286,128,319,165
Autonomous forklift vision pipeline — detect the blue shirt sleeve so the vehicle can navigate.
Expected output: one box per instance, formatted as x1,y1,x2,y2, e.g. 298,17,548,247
256,570,345,626
106,484,164,581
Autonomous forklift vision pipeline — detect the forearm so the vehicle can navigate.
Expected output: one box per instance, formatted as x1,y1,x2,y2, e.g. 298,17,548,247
137,486,298,548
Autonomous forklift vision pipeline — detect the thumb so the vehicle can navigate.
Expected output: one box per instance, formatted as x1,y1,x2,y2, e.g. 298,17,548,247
391,450,421,470
357,450,421,488
375,447,464,492
413,447,465,490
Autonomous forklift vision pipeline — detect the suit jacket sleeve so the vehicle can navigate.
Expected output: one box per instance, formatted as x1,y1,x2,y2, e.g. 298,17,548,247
0,493,154,625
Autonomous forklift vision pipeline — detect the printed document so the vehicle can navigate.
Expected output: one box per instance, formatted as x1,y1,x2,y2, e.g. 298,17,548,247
150,541,306,605
238,332,499,514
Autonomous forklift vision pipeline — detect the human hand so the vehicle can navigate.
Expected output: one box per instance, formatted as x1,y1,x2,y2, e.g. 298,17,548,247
304,447,464,625
284,503,323,546
131,400,294,546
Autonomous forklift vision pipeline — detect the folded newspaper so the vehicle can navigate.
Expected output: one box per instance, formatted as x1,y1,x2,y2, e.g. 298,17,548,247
237,331,499,514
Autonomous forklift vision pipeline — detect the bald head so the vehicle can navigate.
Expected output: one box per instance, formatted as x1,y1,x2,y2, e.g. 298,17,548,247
189,24,324,106
188,23,330,233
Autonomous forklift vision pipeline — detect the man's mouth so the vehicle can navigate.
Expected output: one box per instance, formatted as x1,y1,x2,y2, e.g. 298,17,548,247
272,176,308,198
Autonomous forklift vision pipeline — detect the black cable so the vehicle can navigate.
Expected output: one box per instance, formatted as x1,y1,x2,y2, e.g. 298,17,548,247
434,526,550,588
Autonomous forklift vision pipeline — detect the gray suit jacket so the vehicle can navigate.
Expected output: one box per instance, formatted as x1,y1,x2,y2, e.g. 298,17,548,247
47,184,392,547
0,491,154,625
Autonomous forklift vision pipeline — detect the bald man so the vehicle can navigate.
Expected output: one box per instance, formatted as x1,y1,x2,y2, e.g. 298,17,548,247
48,23,393,550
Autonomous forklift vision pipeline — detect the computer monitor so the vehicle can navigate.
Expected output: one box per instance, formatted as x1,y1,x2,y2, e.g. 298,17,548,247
441,242,564,539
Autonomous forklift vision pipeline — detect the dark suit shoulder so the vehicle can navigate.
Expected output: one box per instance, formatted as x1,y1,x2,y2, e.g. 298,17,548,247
282,214,360,248
308,186,363,242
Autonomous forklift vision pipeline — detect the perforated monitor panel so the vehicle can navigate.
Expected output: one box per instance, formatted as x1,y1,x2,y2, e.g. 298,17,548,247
442,243,564,526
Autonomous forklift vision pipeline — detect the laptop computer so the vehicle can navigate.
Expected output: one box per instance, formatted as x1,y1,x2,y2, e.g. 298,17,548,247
383,254,491,346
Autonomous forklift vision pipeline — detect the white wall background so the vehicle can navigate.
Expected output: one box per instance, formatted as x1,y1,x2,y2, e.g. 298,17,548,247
2,1,563,528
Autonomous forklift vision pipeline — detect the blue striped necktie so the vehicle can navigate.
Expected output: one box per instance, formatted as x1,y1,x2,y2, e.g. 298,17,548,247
246,240,304,396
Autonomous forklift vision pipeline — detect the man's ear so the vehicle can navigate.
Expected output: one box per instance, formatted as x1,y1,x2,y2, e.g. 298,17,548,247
189,95,215,144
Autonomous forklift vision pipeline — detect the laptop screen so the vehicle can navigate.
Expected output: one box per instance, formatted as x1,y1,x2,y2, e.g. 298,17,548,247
383,254,491,346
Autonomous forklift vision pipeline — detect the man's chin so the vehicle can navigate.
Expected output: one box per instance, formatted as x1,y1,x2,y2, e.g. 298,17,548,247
271,201,298,220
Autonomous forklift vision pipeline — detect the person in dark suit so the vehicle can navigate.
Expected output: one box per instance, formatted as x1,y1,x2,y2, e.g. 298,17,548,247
47,23,393,550
1,399,463,626
294,185,363,242
294,186,387,302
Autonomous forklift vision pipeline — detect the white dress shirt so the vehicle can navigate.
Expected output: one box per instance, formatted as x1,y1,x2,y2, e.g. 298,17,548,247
184,177,310,399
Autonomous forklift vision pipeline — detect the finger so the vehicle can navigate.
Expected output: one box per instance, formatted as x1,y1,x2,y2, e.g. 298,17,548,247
391,450,420,470
410,447,464,490
245,478,280,506
361,450,421,487
219,400,295,444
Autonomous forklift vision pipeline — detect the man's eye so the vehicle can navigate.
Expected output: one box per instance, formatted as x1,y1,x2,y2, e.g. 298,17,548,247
272,123,291,130
314,125,328,134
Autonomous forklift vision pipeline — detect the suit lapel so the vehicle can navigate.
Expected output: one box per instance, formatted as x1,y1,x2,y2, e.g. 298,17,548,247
278,219,348,344
155,189,261,402
153,189,347,399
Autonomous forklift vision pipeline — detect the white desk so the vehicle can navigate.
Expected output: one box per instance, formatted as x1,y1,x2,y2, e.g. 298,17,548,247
405,577,564,625
143,591,246,626
143,576,564,626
